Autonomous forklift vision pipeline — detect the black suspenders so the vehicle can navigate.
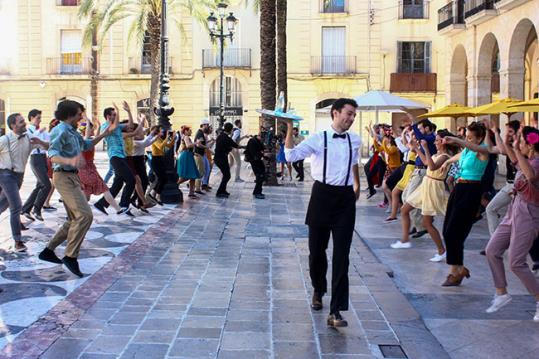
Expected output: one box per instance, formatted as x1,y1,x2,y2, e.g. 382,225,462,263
322,131,353,186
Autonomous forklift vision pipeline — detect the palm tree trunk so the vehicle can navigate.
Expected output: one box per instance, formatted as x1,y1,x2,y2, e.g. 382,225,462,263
277,0,287,112
260,0,278,185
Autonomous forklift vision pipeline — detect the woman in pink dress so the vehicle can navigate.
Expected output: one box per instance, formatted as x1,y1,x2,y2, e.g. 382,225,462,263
78,116,122,214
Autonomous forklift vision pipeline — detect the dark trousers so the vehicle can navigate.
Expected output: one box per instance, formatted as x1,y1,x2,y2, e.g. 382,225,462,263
251,159,266,195
292,160,304,180
443,182,483,265
530,236,539,263
22,154,51,215
364,155,386,193
215,157,231,195
97,156,135,209
309,225,354,314
130,155,149,204
151,156,167,195
0,170,24,242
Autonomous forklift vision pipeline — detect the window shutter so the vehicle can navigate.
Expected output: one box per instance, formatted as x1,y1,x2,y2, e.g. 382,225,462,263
61,30,82,53
425,41,431,73
397,41,403,73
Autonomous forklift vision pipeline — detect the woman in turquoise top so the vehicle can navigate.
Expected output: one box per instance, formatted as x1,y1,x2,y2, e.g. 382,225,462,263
438,122,492,286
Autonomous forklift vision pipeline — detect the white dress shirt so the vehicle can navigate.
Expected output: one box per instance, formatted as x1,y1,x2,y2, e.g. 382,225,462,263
285,126,361,186
0,132,38,173
26,125,49,155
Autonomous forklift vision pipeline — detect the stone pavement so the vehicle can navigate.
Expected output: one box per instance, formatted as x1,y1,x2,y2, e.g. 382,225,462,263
0,157,537,358
0,158,442,359
357,190,539,359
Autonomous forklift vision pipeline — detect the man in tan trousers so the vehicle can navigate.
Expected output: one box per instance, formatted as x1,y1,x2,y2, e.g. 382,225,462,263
38,100,111,277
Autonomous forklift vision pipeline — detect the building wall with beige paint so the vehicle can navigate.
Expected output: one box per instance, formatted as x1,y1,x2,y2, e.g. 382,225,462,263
1,0,450,139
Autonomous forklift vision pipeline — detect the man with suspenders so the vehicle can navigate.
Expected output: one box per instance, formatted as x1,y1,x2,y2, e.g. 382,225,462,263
284,98,361,327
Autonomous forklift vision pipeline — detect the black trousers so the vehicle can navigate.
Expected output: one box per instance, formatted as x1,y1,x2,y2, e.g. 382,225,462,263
97,156,135,209
307,181,356,314
292,160,304,180
151,156,167,195
364,155,386,193
309,225,354,314
22,154,51,215
250,159,266,195
130,155,149,204
215,157,230,195
530,236,539,263
443,182,483,265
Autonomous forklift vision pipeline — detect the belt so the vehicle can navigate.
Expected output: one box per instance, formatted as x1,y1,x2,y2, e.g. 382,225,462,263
54,168,79,174
407,160,415,165
457,179,481,184
426,175,445,182
31,152,46,156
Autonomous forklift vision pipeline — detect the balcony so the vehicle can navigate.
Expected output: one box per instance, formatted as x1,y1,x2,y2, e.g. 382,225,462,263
128,57,175,74
202,48,251,69
320,0,347,13
390,73,437,92
464,0,498,25
438,1,466,34
399,1,429,19
494,0,528,11
56,0,80,5
46,55,91,75
311,56,357,76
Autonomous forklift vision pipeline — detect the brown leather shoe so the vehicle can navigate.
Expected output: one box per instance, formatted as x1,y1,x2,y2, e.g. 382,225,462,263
441,268,470,287
311,292,323,311
327,312,348,327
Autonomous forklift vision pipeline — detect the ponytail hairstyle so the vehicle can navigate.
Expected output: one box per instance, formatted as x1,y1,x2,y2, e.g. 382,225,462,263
467,121,487,143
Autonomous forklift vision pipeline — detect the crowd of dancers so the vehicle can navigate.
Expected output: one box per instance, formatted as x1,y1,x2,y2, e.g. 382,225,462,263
363,109,539,320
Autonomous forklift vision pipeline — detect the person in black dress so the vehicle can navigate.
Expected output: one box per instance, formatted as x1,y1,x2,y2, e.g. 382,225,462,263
214,123,239,198
245,134,266,199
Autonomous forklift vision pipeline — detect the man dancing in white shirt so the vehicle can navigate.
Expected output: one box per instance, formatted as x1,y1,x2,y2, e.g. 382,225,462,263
284,98,361,327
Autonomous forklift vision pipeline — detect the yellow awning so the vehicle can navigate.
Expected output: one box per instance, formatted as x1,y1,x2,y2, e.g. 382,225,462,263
507,98,539,112
417,104,473,119
470,98,523,115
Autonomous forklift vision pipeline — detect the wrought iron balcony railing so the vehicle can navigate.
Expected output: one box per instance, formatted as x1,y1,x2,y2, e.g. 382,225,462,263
438,1,466,30
202,48,252,68
311,56,357,75
46,55,91,75
464,0,497,18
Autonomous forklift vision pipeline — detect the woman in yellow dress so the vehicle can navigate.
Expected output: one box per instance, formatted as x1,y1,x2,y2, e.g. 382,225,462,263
391,129,459,262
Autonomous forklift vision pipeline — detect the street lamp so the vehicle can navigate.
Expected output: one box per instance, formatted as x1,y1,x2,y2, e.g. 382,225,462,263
154,0,181,203
207,3,237,132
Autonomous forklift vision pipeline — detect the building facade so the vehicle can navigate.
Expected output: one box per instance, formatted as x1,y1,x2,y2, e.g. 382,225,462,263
0,0,451,136
438,0,539,128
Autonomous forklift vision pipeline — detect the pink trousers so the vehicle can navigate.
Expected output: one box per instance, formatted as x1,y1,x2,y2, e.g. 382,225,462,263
485,196,539,295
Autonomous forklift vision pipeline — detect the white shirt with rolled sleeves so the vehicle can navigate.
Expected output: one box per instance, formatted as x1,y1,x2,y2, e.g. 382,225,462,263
285,127,361,187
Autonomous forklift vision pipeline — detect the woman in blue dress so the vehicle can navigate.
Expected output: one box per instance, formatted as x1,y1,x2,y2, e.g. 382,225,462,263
276,133,292,180
176,126,200,199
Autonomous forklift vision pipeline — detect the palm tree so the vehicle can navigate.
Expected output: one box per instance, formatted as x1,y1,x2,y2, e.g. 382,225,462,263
276,0,287,111
259,0,277,184
79,0,217,124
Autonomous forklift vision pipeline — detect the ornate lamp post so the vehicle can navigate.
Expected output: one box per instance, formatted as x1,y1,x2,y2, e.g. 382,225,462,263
207,3,237,132
154,0,181,203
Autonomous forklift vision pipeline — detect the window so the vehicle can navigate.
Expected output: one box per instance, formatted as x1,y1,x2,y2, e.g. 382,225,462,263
60,30,82,73
321,0,346,13
397,41,431,73
210,76,242,108
141,32,151,73
400,0,427,19
322,27,346,73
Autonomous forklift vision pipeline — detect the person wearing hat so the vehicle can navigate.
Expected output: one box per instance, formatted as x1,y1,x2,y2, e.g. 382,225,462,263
193,118,210,195
284,98,361,327
214,122,239,198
